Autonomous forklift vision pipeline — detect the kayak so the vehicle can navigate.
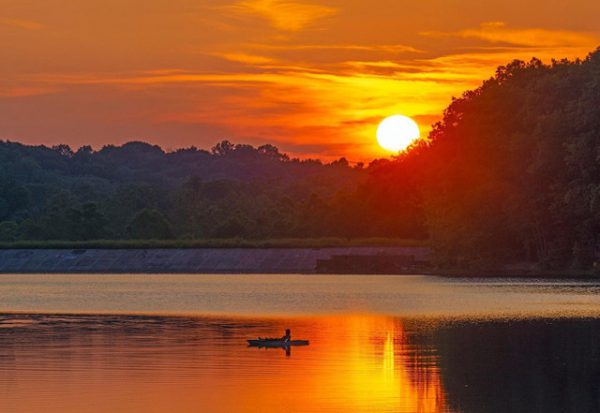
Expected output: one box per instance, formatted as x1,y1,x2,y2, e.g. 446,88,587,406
247,339,309,347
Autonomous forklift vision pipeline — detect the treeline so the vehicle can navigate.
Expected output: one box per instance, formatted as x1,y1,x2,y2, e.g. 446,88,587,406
0,140,425,243
2,47,600,271
401,47,600,270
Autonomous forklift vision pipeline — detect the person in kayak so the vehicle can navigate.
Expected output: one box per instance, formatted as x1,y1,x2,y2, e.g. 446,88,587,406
281,329,291,342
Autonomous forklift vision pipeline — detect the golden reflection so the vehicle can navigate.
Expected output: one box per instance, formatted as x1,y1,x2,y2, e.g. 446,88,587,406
383,331,395,377
278,315,448,412
0,314,449,413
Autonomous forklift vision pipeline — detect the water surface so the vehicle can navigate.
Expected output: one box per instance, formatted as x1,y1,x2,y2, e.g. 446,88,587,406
2,274,600,318
1,274,600,413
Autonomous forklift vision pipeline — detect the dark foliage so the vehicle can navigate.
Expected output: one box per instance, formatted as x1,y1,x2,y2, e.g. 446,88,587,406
3,47,600,272
0,139,426,242
400,47,600,270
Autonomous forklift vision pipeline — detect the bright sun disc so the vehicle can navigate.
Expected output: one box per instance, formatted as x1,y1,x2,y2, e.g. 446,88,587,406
377,115,420,152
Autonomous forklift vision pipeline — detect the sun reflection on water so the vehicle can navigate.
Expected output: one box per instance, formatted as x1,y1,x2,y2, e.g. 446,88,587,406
295,316,447,413
0,314,450,413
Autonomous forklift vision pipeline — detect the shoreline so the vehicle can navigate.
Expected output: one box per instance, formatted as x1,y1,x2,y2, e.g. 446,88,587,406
0,247,430,275
0,247,598,278
0,238,427,250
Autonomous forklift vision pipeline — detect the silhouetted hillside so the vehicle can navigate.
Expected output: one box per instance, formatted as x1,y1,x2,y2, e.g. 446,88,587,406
3,48,600,273
0,140,426,241
399,47,600,271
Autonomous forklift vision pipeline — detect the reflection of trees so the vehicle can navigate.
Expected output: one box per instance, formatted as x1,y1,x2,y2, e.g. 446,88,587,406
434,319,600,413
397,321,449,413
311,316,448,412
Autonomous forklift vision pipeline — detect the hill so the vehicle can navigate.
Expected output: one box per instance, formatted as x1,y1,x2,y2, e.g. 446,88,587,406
401,48,600,270
3,47,600,272
0,140,425,242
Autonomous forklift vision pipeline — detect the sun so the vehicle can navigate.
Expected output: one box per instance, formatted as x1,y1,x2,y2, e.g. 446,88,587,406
376,115,420,152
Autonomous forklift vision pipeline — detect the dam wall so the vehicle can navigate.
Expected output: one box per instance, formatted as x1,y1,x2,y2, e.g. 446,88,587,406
0,247,430,274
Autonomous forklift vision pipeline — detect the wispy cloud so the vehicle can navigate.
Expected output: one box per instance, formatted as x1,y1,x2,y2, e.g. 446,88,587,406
229,0,336,31
18,37,595,160
421,22,598,48
0,86,59,98
218,52,278,65
2,1,599,161
0,17,44,30
246,43,421,53
49,66,465,158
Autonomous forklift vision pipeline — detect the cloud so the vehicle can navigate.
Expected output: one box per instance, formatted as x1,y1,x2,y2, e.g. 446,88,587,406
79,66,463,158
230,0,336,31
219,52,278,65
3,3,598,161
7,39,596,161
421,22,598,48
0,17,44,30
17,42,561,160
0,86,60,98
247,43,421,53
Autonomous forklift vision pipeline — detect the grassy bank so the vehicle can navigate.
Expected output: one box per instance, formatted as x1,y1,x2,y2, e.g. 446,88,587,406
0,237,428,250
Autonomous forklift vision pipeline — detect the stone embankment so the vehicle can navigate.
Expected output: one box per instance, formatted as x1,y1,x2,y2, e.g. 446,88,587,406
0,247,430,274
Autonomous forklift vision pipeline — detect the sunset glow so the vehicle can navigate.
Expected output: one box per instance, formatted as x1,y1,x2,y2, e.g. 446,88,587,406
0,314,448,413
2,0,600,410
0,1,598,161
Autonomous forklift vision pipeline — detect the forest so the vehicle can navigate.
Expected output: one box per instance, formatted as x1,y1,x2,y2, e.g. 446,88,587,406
0,140,425,243
1,48,600,271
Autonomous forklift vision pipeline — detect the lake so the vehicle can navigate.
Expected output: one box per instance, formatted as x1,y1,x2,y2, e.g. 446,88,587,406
1,274,600,413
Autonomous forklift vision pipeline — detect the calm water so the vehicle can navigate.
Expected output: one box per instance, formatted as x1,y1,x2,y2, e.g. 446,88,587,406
1,274,600,413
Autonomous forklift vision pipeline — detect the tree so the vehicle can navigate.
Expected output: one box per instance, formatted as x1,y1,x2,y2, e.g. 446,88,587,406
213,214,249,238
211,140,235,156
127,209,173,239
0,221,18,242
77,203,109,240
52,144,74,158
418,49,600,270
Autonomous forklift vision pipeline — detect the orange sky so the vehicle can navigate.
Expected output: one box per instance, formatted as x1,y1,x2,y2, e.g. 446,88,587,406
1,0,599,161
